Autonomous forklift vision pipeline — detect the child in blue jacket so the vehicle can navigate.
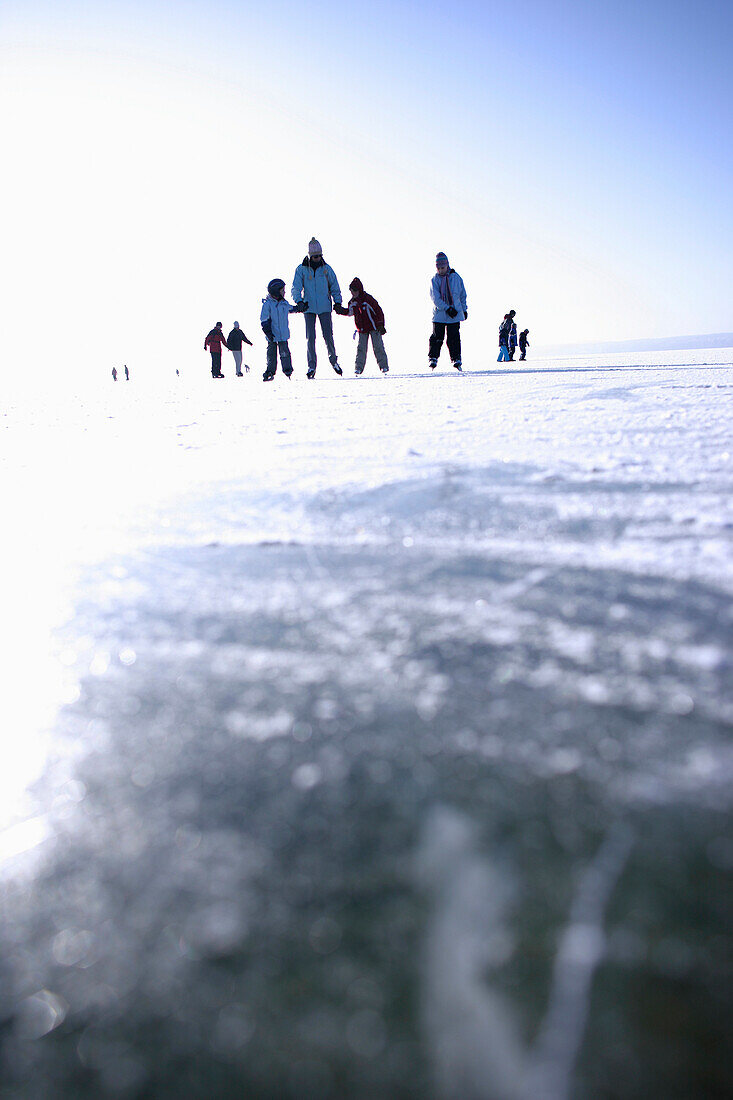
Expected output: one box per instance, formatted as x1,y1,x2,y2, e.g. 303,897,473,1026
260,279,306,381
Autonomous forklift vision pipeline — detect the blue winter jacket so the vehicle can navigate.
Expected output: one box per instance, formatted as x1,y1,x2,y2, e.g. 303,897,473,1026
291,257,342,315
430,269,467,324
509,321,518,348
260,295,297,343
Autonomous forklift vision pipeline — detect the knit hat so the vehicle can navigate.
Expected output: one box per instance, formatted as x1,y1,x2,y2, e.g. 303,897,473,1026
216,321,223,328
267,278,286,296
435,252,449,266
233,321,240,328
308,238,322,256
349,278,364,296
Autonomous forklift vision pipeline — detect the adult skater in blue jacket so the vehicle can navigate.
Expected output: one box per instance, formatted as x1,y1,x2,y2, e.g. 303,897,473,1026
291,238,343,378
429,252,467,371
260,279,307,381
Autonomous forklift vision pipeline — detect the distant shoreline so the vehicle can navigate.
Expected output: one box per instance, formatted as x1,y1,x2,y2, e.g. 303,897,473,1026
536,333,733,356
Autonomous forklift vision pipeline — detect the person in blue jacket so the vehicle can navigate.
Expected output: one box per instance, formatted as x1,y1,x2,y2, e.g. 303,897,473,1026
429,252,467,371
498,311,515,361
291,238,343,378
260,279,307,381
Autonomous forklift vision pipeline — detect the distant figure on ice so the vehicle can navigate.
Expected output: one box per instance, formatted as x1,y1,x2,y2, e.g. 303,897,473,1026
124,365,130,380
260,279,307,381
111,367,118,382
227,322,253,377
519,329,530,360
291,238,343,378
334,278,389,375
429,251,467,371
508,317,518,360
204,322,228,378
498,311,515,361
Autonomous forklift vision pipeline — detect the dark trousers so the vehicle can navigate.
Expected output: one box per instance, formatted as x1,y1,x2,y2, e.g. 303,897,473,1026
429,322,461,363
519,349,527,360
509,347,516,360
210,351,222,377
265,340,293,377
304,311,338,370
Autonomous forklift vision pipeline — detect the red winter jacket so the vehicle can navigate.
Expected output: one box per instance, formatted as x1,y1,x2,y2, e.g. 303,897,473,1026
204,328,228,352
347,279,385,334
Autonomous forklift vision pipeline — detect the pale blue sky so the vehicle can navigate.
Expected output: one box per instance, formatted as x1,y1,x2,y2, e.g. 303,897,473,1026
1,0,731,380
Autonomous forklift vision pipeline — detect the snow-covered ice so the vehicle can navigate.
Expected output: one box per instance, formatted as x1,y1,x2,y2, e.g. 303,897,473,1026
0,349,731,1098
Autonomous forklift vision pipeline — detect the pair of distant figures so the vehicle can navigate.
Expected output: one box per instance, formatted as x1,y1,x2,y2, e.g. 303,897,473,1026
111,366,130,381
498,311,530,361
204,322,252,378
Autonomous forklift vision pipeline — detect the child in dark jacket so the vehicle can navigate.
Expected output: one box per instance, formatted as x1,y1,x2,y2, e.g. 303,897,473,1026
227,322,253,376
519,329,530,360
334,278,389,375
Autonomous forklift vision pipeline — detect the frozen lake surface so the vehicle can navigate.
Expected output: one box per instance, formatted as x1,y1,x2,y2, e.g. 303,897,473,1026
1,350,732,1098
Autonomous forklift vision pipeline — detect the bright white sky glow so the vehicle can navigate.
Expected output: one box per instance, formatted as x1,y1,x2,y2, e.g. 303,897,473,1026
1,0,732,389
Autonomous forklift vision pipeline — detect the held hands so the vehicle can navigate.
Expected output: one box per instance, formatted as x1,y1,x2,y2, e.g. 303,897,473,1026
294,300,308,313
333,303,348,316
378,327,387,336
446,306,458,318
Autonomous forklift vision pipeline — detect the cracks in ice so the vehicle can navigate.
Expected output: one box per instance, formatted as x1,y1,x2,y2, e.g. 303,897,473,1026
416,807,634,1100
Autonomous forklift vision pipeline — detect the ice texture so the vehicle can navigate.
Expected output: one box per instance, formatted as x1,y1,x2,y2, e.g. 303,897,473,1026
0,350,731,1098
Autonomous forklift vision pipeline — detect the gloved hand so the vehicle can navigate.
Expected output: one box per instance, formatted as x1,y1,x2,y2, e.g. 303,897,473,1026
378,327,387,336
463,310,468,321
333,303,348,315
301,300,308,310
446,306,458,318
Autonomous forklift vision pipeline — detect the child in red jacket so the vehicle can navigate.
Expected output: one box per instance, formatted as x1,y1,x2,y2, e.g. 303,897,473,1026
334,278,389,375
